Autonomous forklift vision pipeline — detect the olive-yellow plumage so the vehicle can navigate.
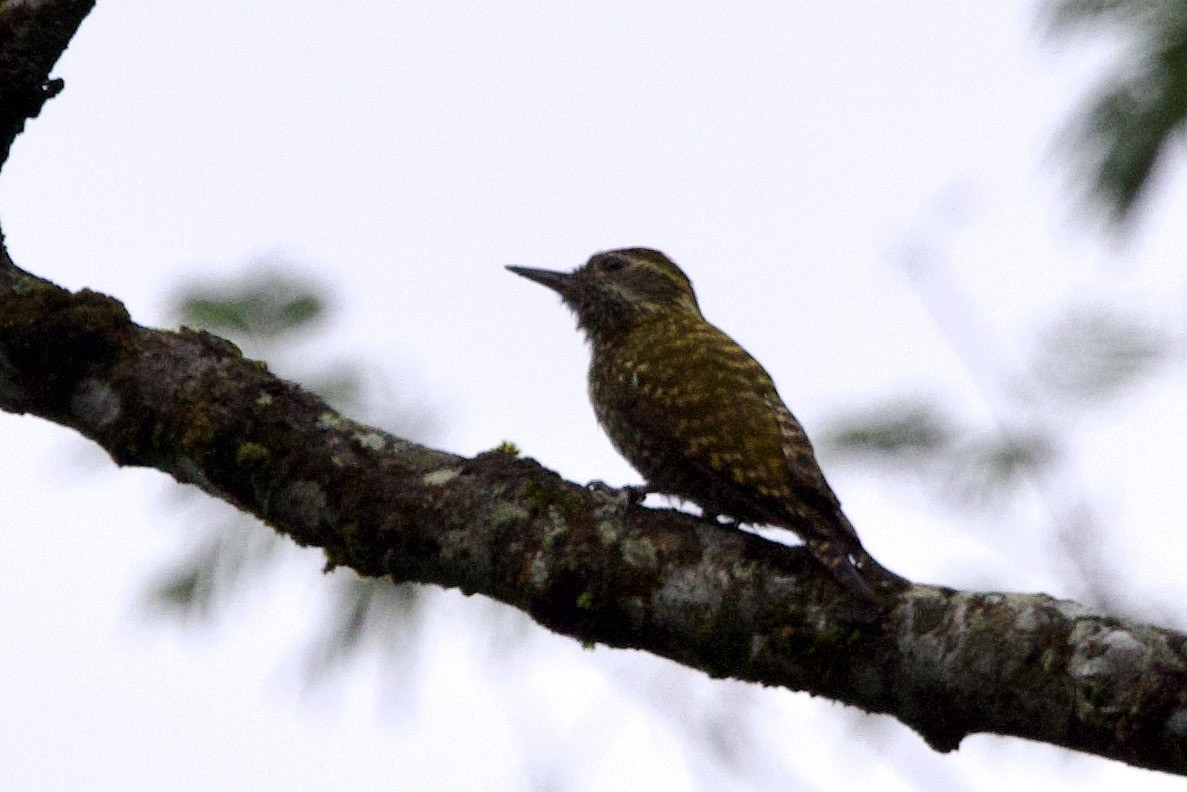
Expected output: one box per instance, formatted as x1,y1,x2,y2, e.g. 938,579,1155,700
508,248,903,600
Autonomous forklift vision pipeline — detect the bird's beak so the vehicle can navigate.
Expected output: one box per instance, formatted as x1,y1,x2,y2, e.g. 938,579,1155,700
506,265,574,295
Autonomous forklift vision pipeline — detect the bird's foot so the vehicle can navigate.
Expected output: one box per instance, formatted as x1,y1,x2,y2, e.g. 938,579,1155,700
622,484,653,506
587,481,651,509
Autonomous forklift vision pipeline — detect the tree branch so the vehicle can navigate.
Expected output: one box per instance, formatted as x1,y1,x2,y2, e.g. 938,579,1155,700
3,0,1187,778
3,254,1187,775
0,0,93,168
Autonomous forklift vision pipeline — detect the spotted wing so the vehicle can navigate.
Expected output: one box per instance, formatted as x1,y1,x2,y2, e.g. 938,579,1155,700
589,315,824,524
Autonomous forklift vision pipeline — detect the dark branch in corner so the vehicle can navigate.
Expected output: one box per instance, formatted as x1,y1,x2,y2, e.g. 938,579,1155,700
0,0,94,168
3,0,1187,778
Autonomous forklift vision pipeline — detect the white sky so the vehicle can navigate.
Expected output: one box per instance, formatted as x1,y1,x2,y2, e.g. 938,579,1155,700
2,2,1187,790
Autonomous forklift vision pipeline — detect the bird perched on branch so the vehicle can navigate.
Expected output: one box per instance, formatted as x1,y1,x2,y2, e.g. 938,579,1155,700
508,248,906,601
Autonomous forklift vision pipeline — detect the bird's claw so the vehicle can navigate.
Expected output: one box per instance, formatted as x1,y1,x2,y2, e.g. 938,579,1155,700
623,484,652,505
586,481,651,507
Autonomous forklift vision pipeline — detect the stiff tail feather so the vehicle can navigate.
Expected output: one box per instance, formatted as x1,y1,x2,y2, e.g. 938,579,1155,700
807,537,909,602
806,538,877,601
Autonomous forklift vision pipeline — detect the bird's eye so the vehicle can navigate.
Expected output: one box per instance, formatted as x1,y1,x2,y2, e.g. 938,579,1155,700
600,258,628,273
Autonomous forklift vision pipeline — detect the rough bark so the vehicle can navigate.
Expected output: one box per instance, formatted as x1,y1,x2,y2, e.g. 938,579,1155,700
3,0,1187,777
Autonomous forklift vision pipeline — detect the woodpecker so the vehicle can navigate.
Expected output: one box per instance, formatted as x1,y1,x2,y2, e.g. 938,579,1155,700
508,248,905,600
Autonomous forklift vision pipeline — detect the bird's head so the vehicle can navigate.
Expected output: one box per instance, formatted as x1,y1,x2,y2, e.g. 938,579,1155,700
507,248,701,341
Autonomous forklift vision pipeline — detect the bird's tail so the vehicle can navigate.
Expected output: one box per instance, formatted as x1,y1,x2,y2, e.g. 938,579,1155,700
807,533,910,602
806,538,877,601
